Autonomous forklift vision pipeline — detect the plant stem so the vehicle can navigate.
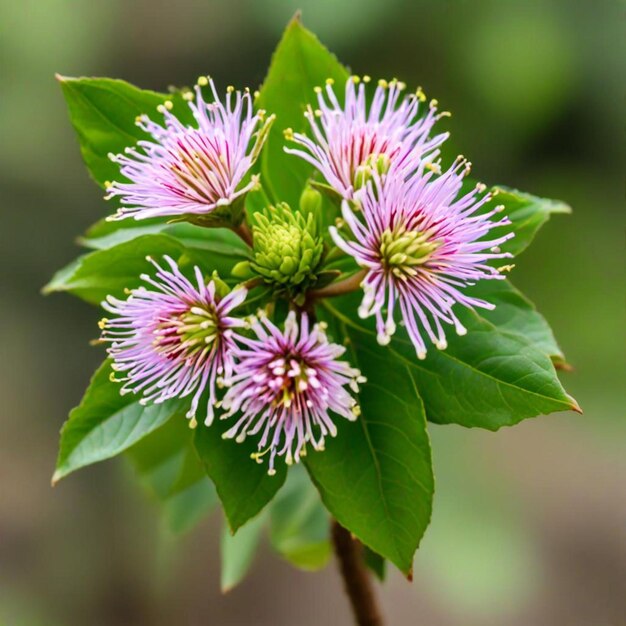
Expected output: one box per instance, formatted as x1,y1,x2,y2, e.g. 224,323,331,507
331,520,384,626
309,268,367,300
232,220,253,247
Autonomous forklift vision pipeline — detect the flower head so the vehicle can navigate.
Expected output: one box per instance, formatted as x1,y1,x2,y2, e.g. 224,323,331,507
106,78,274,223
100,256,246,425
330,163,514,358
284,76,447,199
221,311,364,474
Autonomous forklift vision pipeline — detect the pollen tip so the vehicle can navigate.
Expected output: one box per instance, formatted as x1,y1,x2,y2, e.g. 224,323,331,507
197,75,209,87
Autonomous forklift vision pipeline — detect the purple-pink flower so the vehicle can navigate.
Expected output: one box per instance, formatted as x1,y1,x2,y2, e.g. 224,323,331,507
106,78,273,221
100,255,247,425
220,311,365,474
330,163,515,358
284,76,447,199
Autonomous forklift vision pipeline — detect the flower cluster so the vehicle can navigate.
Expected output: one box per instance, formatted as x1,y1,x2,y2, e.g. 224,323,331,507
99,76,513,472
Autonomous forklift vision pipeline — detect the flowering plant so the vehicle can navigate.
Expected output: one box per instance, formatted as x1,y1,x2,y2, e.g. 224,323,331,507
46,15,578,624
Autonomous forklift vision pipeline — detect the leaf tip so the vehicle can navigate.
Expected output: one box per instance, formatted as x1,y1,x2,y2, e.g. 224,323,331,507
568,396,583,414
406,566,414,582
289,9,303,25
51,470,63,486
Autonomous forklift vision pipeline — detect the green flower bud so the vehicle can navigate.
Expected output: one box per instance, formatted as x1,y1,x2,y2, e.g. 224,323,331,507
250,203,324,294
299,186,323,217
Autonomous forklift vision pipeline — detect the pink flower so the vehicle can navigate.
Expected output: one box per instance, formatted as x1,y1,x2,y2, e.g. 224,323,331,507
106,78,273,221
330,163,514,358
100,256,246,425
284,77,447,198
220,312,365,474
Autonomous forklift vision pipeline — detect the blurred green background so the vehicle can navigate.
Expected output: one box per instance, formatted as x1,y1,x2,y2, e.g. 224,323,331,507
1,1,623,625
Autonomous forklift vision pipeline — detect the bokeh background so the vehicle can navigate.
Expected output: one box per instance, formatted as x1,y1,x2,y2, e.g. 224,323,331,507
1,1,624,624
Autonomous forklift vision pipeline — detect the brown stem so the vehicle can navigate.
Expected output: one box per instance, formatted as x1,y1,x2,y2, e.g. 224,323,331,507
232,220,253,247
309,268,367,300
332,520,384,626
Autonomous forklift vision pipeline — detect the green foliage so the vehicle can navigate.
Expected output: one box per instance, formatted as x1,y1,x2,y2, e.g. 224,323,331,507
53,361,186,483
220,513,266,592
44,233,245,305
57,76,173,189
269,465,331,570
256,16,349,207
50,16,577,584
127,418,217,534
305,315,434,575
493,186,571,257
194,420,287,533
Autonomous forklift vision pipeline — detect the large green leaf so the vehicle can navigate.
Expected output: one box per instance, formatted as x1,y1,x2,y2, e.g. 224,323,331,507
58,76,181,189
305,317,434,575
220,513,266,592
256,15,349,208
79,216,249,256
469,279,567,368
491,186,571,257
44,233,244,305
127,417,217,534
269,465,331,571
194,420,287,533
323,289,577,431
53,360,185,483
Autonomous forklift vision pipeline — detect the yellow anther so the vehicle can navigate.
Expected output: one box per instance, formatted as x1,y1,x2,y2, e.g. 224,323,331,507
253,89,260,99
351,75,361,84
416,86,426,102
378,79,388,88
313,86,322,94
98,318,108,330
197,75,209,87
188,417,198,429
156,104,166,114
314,109,322,117
362,75,371,83
226,85,235,93
498,264,515,273
182,91,194,101
283,127,294,140
164,100,173,110
325,77,335,86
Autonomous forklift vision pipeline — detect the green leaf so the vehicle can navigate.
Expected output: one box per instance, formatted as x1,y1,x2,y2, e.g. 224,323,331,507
194,420,287,533
44,232,244,305
220,513,266,592
305,317,434,575
469,279,567,367
58,76,175,189
363,546,387,581
493,186,571,257
80,218,249,257
128,417,217,534
53,360,185,483
323,288,577,431
269,465,331,571
256,15,349,208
